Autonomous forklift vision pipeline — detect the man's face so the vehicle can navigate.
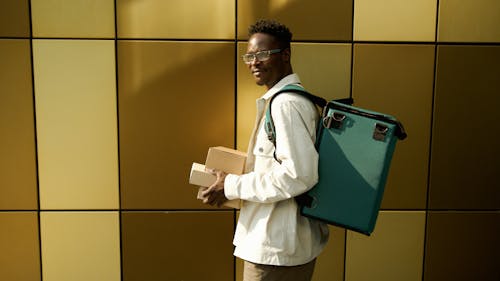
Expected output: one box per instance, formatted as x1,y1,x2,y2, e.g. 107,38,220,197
246,33,288,89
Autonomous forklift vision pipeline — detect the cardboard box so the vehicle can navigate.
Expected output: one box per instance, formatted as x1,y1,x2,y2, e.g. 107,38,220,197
205,146,247,175
189,163,216,187
204,146,246,209
189,162,241,209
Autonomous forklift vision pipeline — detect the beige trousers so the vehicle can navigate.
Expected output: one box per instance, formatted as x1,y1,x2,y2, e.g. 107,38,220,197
243,259,316,281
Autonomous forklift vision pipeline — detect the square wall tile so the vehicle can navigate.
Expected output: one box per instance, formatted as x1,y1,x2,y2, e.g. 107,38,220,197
33,40,119,210
237,0,353,41
352,44,435,209
0,212,40,281
31,0,115,38
117,0,235,39
118,41,235,209
0,40,38,210
346,211,426,281
236,42,351,152
438,0,500,42
354,0,437,41
430,45,500,209
424,212,500,281
121,211,234,281
0,0,30,37
292,43,352,101
41,212,120,281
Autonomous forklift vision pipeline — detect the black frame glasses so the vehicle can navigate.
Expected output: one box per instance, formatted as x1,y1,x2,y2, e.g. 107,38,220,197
242,49,282,64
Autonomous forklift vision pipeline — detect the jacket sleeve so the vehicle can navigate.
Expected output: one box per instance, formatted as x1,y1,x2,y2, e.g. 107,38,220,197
224,95,319,203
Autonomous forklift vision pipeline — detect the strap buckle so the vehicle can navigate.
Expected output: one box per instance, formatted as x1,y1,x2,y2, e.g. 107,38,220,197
373,123,389,141
323,112,346,129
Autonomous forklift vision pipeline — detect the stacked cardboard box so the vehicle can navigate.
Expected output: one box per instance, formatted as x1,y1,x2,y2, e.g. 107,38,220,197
189,146,246,209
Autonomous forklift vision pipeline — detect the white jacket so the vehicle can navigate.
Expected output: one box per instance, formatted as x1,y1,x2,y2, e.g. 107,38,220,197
224,74,329,266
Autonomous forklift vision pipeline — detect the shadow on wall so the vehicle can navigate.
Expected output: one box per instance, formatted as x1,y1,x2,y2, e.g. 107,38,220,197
117,41,235,209
240,0,353,41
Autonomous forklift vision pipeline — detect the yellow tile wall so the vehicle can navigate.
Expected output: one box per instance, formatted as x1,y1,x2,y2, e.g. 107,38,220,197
424,212,500,281
0,39,38,210
0,1,499,280
31,0,115,38
237,0,353,41
438,0,500,42
121,211,234,280
0,0,30,37
40,212,120,281
430,45,500,209
116,0,235,39
354,0,437,41
33,40,119,210
117,41,235,209
0,212,40,280
346,211,426,281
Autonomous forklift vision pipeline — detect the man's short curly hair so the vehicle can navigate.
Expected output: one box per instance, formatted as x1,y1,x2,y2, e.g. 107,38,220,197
248,19,292,50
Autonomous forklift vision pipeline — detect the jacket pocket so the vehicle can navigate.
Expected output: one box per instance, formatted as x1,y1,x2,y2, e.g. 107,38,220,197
253,132,275,158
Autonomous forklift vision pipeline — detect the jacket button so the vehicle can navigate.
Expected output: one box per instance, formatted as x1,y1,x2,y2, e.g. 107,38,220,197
259,147,263,152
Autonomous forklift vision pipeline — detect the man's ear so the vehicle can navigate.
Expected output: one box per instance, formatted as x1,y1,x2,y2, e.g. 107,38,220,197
282,48,291,62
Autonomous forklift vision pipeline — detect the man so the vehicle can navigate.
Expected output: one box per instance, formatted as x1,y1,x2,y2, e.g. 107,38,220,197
201,19,329,281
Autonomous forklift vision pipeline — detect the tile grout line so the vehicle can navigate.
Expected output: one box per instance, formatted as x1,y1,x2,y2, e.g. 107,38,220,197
113,1,125,281
26,0,45,279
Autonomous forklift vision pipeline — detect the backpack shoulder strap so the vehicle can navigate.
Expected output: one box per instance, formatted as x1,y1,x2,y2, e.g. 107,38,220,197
264,84,327,163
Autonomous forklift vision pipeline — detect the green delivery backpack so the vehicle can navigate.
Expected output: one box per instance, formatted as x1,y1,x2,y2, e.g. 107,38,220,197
265,84,407,235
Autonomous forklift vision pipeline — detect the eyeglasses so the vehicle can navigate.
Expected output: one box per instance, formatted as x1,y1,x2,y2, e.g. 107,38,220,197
242,49,282,64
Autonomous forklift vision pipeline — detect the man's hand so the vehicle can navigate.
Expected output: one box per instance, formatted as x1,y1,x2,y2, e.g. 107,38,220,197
200,169,228,207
